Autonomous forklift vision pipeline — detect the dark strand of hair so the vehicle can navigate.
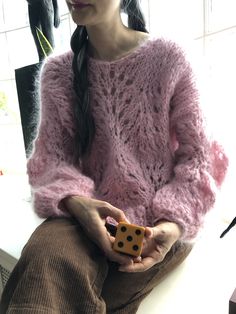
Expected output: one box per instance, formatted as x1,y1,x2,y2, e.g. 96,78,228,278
121,0,148,32
71,26,95,161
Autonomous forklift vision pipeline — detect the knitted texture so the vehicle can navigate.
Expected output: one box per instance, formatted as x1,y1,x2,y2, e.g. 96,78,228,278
27,37,228,240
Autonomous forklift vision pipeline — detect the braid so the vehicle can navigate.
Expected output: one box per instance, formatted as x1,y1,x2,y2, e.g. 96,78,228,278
121,0,148,33
70,26,95,161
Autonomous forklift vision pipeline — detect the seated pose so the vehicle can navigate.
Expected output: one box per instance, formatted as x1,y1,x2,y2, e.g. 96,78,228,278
0,0,228,313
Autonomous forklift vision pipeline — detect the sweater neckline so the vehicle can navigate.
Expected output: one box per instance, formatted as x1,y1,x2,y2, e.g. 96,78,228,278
87,35,154,66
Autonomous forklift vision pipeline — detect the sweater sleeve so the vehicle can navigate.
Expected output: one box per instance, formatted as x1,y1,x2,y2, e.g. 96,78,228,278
27,57,95,218
151,61,228,241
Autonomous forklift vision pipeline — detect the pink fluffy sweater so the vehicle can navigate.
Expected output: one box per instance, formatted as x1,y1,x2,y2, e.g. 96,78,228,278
27,36,228,241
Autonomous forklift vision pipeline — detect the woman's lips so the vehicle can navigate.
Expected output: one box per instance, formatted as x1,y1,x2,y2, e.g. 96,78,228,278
69,2,91,9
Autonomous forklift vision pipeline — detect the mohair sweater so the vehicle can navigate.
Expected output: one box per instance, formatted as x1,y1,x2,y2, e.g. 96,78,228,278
27,36,228,241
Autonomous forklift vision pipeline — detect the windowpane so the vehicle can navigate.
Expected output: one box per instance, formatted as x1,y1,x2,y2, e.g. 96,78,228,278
58,0,69,15
0,80,20,123
69,14,77,35
207,0,236,33
7,27,38,70
2,0,28,31
149,0,203,40
0,122,26,173
0,34,12,80
54,16,72,54
140,0,150,30
204,28,236,141
0,0,4,32
0,80,25,174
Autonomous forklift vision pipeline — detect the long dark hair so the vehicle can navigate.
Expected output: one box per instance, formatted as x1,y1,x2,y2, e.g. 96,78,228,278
70,0,148,161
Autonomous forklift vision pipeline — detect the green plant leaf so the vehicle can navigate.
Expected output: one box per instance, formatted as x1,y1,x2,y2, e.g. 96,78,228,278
0,91,7,110
36,27,53,57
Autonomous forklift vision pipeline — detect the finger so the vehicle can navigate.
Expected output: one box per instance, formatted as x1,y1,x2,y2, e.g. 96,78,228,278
144,226,165,240
104,240,134,265
148,227,170,251
79,212,132,265
119,256,156,272
98,201,129,223
106,249,133,266
108,235,116,244
145,227,153,238
94,224,133,265
133,256,142,263
151,226,166,239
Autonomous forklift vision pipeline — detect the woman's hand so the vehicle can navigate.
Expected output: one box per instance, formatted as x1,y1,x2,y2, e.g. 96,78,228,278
119,221,182,272
63,196,133,266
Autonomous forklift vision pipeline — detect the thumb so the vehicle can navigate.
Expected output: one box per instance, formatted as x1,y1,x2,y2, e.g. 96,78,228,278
145,227,153,238
99,202,129,223
146,226,166,241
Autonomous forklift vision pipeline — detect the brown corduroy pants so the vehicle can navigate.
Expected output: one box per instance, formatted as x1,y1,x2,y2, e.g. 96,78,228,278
0,218,192,314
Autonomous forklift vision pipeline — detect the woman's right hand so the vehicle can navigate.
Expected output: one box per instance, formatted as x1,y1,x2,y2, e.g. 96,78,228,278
63,196,133,266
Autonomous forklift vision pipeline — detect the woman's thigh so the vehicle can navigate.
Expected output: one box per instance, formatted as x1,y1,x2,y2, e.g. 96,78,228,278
102,241,193,314
0,217,108,314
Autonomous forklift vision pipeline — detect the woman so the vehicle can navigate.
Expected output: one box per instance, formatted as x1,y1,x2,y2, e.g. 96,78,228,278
0,0,228,313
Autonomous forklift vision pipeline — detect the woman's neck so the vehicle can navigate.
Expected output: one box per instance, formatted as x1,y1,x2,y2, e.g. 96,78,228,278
86,22,149,62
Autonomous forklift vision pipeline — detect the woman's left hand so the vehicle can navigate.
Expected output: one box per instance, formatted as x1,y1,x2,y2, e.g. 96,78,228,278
119,221,182,272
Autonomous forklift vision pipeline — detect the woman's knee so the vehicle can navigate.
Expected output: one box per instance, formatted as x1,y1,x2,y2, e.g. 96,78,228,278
21,218,78,261
1,218,108,313
20,217,108,280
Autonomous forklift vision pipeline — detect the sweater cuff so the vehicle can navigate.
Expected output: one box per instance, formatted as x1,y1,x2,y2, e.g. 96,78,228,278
32,178,94,218
151,199,202,241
